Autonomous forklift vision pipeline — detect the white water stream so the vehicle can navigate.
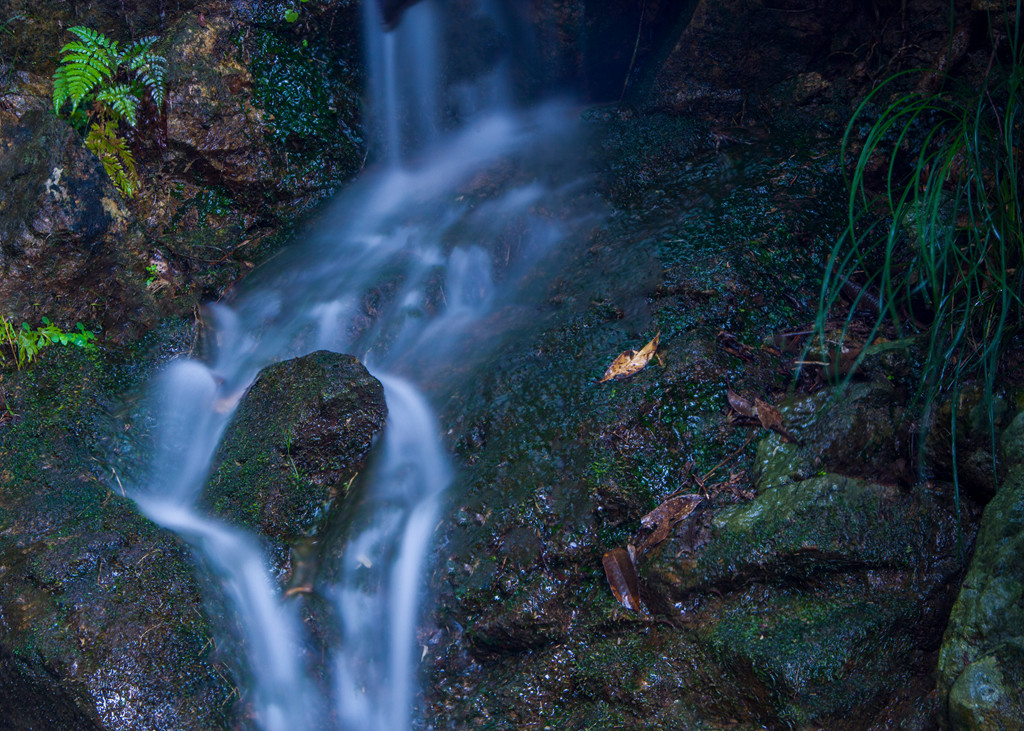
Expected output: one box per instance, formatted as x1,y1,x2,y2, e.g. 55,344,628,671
128,2,596,728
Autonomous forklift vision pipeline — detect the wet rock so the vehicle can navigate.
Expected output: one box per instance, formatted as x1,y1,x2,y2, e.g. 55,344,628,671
204,351,387,554
0,347,238,730
0,645,104,730
937,410,1024,729
426,125,920,730
0,107,145,341
644,0,855,115
948,654,1024,731
1,2,364,337
0,0,196,75
924,388,1015,502
162,16,276,195
635,378,966,726
0,72,50,136
752,380,915,491
639,0,962,118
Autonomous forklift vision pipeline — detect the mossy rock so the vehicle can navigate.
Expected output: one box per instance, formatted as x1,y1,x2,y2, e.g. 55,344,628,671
693,473,934,586
937,411,1024,730
702,589,919,727
204,350,386,549
0,345,238,729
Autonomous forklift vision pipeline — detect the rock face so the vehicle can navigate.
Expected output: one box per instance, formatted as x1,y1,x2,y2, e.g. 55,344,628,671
0,107,140,339
0,0,364,338
422,114,983,728
204,351,387,557
937,410,1024,730
641,383,964,727
0,343,238,730
641,0,963,116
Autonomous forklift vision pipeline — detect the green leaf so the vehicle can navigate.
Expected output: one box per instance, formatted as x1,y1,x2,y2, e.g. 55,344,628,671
86,123,138,199
96,84,140,127
285,9,299,22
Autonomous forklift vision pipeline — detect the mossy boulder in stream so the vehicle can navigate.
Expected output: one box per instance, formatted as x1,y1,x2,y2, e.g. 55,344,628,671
204,351,386,558
937,410,1024,730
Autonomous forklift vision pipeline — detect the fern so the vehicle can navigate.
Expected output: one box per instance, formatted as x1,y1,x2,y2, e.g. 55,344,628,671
86,121,138,199
96,84,140,127
52,27,166,199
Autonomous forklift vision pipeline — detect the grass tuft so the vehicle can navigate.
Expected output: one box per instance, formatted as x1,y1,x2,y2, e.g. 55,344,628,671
816,2,1022,518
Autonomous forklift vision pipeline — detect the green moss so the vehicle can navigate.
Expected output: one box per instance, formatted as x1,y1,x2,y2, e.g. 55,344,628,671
246,26,362,196
0,340,239,727
704,591,917,726
698,475,921,582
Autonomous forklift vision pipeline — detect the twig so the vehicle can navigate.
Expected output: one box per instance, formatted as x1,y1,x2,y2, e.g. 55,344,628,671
111,467,126,497
699,431,757,486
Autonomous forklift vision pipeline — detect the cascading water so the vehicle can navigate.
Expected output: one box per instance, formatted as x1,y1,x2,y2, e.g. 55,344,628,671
126,2,598,729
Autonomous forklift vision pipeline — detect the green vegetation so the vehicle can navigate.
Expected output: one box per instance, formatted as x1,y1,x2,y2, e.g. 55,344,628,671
818,6,1022,468
52,26,166,199
1,13,23,36
284,0,310,24
1,316,98,370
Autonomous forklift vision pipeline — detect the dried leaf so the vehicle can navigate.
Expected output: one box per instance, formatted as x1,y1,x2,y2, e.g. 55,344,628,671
754,398,801,444
636,494,703,555
602,548,642,612
754,398,783,431
727,387,756,418
598,332,660,383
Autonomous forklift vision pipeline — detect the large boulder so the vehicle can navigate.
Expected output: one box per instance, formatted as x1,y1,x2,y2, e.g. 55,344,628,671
203,350,387,565
937,410,1024,729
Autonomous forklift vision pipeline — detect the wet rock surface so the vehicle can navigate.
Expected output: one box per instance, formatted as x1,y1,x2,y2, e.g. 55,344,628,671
0,0,1021,728
937,410,1024,730
204,351,387,560
642,0,965,118
0,0,364,339
420,111,986,729
0,341,239,730
0,107,141,341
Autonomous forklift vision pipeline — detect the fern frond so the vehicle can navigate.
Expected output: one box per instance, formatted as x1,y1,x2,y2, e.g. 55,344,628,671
95,84,140,127
85,123,138,199
53,33,116,114
125,38,167,107
66,26,115,53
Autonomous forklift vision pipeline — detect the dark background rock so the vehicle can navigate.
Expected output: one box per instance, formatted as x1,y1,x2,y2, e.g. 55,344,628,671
0,0,365,339
0,108,146,342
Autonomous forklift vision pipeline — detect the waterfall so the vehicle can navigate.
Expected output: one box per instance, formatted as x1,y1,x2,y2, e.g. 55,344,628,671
126,2,598,729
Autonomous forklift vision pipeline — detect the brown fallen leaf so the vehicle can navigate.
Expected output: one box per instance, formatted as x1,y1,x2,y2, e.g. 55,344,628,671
726,387,756,418
635,494,703,555
754,398,801,444
602,548,643,612
598,331,660,383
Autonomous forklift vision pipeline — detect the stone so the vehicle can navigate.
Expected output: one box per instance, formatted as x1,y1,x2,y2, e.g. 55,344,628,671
0,346,238,730
0,107,143,340
937,411,1024,729
204,350,387,551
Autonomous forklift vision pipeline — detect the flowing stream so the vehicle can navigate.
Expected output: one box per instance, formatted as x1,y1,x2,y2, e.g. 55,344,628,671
129,2,597,728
